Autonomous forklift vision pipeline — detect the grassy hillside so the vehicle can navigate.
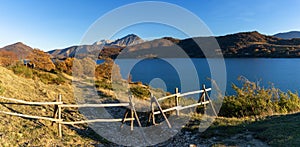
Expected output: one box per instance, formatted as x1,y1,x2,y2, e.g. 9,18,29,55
186,112,300,146
0,66,106,146
1,64,300,146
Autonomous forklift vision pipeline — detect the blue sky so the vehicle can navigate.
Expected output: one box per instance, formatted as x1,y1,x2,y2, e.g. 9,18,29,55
0,0,299,51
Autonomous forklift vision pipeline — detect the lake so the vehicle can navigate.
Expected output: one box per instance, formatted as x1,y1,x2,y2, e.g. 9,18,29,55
100,58,300,95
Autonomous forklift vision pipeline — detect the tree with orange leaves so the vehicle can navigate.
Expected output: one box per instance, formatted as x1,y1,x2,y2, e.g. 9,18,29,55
27,49,55,71
0,50,18,67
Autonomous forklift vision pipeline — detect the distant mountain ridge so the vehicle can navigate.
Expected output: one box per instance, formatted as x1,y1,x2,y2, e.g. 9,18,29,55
0,42,33,59
109,34,144,47
93,34,144,47
3,31,300,59
47,34,144,59
274,31,300,39
47,31,300,59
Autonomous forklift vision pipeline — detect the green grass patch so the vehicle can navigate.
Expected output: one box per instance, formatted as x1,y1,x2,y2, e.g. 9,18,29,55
9,64,66,85
186,112,300,146
130,85,150,99
246,113,300,146
95,79,113,90
11,65,33,78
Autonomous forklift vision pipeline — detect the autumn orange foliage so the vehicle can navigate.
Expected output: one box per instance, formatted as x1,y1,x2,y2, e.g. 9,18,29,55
27,49,55,71
0,50,18,67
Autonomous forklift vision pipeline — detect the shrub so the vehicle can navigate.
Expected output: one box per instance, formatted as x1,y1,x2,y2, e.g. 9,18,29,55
34,71,66,85
10,64,66,85
95,58,122,81
53,74,66,85
27,49,55,71
11,65,33,78
55,58,74,75
0,50,18,67
130,85,150,99
95,80,113,90
220,79,300,118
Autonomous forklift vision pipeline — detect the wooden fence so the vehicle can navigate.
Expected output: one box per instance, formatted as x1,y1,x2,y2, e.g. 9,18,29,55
148,84,217,128
0,84,214,137
0,95,140,138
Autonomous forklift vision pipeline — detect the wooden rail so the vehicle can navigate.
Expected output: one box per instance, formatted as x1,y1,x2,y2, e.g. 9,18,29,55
153,106,182,115
60,103,129,108
0,96,63,105
179,88,211,97
0,84,216,138
149,85,216,126
157,93,178,101
156,88,211,101
0,110,61,122
177,101,210,110
0,94,139,138
61,118,135,125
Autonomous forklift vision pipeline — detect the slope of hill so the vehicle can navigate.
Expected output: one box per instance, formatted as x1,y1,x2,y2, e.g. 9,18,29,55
274,31,300,39
0,42,33,59
108,34,144,47
0,66,103,146
2,31,300,60
1,60,300,146
47,31,300,59
48,45,78,59
215,31,300,57
48,34,144,59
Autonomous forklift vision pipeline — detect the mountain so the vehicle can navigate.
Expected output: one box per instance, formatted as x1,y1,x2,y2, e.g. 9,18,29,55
48,34,143,59
120,31,300,58
92,34,144,47
108,34,144,47
0,42,33,59
117,38,180,58
274,31,300,39
92,39,113,46
47,31,300,59
48,45,110,59
48,45,78,59
215,31,300,57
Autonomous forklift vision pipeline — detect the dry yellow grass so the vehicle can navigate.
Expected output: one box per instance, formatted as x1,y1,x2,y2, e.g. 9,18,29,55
0,66,103,146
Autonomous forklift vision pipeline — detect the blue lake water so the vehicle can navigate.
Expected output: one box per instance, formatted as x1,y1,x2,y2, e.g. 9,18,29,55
100,58,300,95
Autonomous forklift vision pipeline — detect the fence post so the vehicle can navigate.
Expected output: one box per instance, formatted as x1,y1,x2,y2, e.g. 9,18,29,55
202,85,206,101
130,109,134,131
52,102,58,126
175,88,179,116
152,95,172,128
203,86,218,116
148,100,156,125
57,94,62,138
202,85,207,111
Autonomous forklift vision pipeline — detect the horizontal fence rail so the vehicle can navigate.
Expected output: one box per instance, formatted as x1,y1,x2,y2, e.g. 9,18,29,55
150,85,216,127
157,93,178,101
0,96,63,105
0,84,214,138
60,103,130,108
0,110,61,122
61,118,135,125
153,106,181,115
0,95,138,137
177,101,210,110
179,88,211,97
156,88,211,101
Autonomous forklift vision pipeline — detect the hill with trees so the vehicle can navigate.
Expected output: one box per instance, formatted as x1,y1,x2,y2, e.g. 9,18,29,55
47,31,300,59
274,31,300,39
0,42,33,59
1,38,300,145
